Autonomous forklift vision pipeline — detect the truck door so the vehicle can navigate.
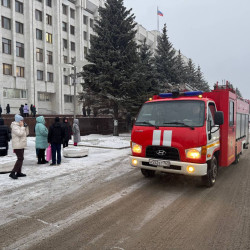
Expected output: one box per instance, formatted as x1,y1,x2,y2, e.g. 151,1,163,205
207,102,220,150
228,99,236,164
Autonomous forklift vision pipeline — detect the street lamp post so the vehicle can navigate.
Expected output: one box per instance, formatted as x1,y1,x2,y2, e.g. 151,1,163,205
64,58,94,119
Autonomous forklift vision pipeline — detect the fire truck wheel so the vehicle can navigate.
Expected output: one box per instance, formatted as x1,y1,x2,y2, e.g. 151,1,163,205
141,169,155,178
233,154,240,164
202,156,218,188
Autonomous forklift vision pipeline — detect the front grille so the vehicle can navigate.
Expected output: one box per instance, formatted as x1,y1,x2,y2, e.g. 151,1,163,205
142,162,181,170
146,146,180,161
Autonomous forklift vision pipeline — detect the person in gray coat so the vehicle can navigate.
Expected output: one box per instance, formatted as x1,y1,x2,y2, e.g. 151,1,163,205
72,119,81,146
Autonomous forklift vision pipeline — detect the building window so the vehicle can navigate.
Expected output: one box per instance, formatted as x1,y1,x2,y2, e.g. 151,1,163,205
37,70,43,80
2,0,10,8
63,39,67,49
63,75,69,85
46,14,52,25
38,92,50,102
3,88,27,99
3,63,12,75
70,8,75,19
62,4,67,15
46,33,52,43
84,31,87,41
83,15,88,25
1,16,11,30
64,95,73,103
16,42,24,57
36,29,43,40
62,22,67,32
63,55,68,64
36,48,43,62
16,66,24,77
16,21,24,34
70,25,75,35
46,0,51,7
84,46,88,57
47,72,53,82
90,18,94,28
2,38,11,54
15,0,23,14
71,42,75,51
47,50,53,64
35,9,43,21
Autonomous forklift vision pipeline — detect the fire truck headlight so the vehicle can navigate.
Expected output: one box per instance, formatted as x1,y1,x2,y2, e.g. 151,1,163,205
187,165,195,173
132,143,142,154
185,148,201,159
132,159,138,166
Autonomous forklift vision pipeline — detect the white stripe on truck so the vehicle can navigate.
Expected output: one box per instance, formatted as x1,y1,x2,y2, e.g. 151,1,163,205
152,130,161,145
163,130,172,146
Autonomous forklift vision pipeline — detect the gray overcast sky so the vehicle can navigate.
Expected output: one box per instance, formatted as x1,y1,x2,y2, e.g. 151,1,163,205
123,0,250,99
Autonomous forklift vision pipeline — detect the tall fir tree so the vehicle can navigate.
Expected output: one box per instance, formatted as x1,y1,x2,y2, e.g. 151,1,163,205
195,65,210,91
126,39,159,116
155,24,177,91
185,58,196,88
174,50,187,84
80,0,138,121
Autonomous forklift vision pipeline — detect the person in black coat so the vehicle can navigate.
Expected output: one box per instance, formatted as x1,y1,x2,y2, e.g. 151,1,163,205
82,106,86,117
6,104,10,114
0,105,2,117
30,104,33,116
19,105,24,117
62,117,72,148
48,117,65,165
87,107,91,117
32,105,37,117
0,118,11,156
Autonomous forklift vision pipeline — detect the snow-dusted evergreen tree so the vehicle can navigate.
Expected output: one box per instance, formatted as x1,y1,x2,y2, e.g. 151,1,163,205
155,24,177,91
80,0,138,122
195,65,210,91
126,39,159,115
174,50,187,84
185,58,197,88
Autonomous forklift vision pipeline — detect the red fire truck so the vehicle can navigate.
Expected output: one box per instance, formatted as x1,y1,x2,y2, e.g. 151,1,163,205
130,83,249,187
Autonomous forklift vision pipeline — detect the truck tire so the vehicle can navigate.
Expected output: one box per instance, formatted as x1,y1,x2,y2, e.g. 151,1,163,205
202,155,218,187
141,169,155,178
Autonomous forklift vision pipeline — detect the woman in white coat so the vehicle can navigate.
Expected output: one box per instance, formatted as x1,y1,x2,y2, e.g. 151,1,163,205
9,114,29,179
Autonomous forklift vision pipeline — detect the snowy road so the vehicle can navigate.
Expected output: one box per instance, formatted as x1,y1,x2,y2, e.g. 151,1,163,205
1,134,250,250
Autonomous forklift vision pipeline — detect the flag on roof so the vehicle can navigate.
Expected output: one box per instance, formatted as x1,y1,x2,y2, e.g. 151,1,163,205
157,10,163,16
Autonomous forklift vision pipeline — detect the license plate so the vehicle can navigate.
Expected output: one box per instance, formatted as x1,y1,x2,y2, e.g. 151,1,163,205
149,159,170,167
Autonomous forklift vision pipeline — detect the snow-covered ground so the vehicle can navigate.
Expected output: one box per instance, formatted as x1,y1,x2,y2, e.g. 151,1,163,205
0,133,132,226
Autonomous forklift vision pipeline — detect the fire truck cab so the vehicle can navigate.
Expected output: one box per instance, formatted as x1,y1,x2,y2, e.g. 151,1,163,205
130,84,249,187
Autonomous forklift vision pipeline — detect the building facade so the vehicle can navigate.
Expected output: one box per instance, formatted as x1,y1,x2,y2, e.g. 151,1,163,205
0,0,106,114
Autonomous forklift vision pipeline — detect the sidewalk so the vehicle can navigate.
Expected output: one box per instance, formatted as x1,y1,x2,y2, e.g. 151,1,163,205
0,133,132,226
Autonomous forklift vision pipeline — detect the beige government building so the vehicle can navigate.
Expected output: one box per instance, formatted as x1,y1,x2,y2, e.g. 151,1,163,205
0,0,183,115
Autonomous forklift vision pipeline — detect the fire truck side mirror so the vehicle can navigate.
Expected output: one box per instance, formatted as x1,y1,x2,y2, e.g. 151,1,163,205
214,111,224,125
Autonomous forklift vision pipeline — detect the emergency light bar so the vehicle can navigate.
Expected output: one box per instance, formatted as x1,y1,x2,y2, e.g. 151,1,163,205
159,91,203,98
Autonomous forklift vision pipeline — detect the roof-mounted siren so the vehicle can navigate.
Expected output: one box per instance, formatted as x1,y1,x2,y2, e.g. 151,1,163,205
172,89,180,98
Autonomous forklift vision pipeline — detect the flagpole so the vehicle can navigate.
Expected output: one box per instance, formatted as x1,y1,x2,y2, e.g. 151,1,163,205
157,6,159,31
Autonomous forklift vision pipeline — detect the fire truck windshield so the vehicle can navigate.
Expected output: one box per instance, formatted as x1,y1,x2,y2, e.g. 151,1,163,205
135,100,205,128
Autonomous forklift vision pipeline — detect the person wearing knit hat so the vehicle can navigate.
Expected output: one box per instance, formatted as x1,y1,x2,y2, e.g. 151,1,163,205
15,114,24,122
9,114,29,179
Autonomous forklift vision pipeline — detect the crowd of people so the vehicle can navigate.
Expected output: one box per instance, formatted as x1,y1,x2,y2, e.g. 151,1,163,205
0,115,81,180
0,104,37,117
